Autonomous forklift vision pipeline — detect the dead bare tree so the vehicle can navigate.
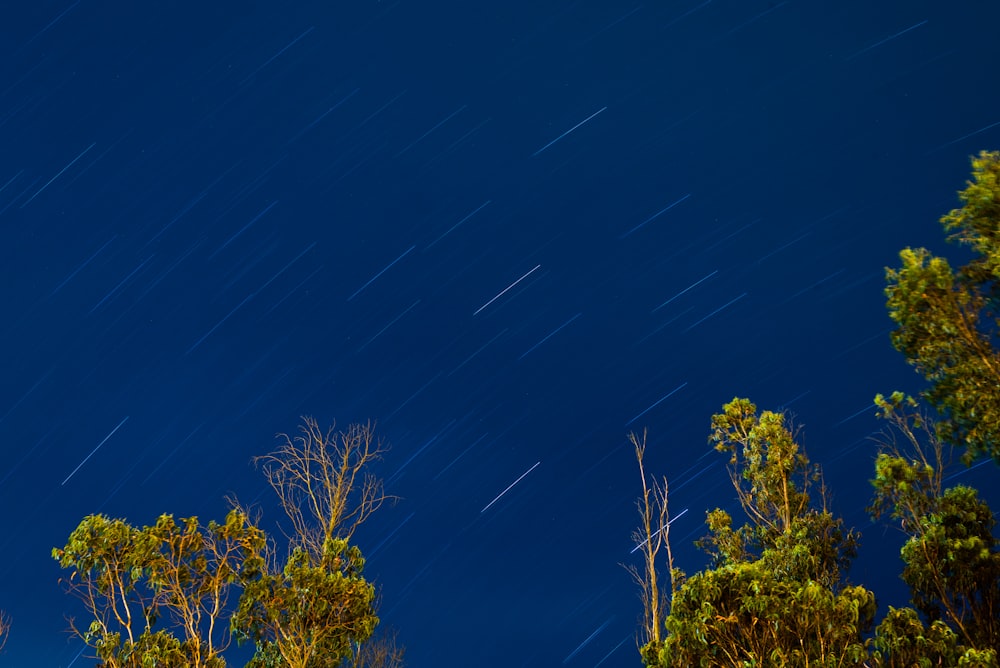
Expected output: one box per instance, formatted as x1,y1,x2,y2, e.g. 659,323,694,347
254,418,392,558
624,430,678,654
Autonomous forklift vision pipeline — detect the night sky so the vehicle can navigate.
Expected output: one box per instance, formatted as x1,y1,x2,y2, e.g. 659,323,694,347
2,1,1000,666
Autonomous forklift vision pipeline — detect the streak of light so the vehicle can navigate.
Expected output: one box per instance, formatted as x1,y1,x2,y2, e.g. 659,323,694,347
351,90,407,133
141,424,204,486
0,424,57,487
634,306,695,346
50,236,116,295
517,313,583,361
0,177,41,216
186,293,255,354
62,417,129,485
135,241,202,302
626,382,688,426
368,512,416,558
63,131,133,190
630,508,690,554
594,636,631,668
348,245,415,300
386,367,440,417
722,1,787,38
846,19,928,61
263,264,324,316
433,433,491,480
359,299,421,352
756,231,810,263
286,88,360,145
779,389,811,410
519,312,582,360
830,327,891,361
672,464,715,493
532,106,607,157
426,200,492,249
683,292,747,332
389,435,440,485
241,26,316,85
438,117,493,157
255,241,318,295
212,200,279,257
652,269,717,312
944,458,993,483
620,193,691,239
0,368,53,426
0,170,23,195
563,618,613,664
664,0,712,30
474,264,541,315
582,5,642,43
20,141,96,207
928,119,1000,154
67,642,87,667
88,255,155,314
833,402,875,427
780,269,846,304
703,218,758,253
448,328,509,376
145,165,237,249
18,1,80,52
394,104,468,158
481,461,541,513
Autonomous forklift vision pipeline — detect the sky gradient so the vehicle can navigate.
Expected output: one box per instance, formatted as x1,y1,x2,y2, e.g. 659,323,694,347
2,1,1000,666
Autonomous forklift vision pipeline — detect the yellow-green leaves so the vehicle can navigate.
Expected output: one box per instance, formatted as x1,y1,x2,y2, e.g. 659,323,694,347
885,152,1000,464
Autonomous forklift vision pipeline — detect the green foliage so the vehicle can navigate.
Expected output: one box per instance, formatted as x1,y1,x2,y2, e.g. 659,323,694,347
233,538,378,668
53,509,265,668
660,560,874,667
54,418,396,668
644,399,874,667
885,150,1000,465
873,606,963,667
870,391,1000,661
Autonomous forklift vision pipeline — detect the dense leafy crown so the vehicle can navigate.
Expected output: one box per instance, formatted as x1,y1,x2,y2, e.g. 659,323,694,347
886,151,1000,464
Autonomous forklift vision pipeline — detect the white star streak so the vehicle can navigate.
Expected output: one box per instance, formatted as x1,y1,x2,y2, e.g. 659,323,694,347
21,142,96,207
652,270,717,312
532,106,607,157
62,417,129,485
474,264,541,315
626,382,688,426
348,245,415,301
481,461,540,513
630,507,689,553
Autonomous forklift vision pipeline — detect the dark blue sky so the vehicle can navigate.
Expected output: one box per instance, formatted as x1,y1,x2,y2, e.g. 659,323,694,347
2,1,999,666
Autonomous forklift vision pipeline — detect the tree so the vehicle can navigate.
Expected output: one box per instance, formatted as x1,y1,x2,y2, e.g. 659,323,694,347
53,508,265,668
869,392,1000,663
233,539,378,668
625,430,681,665
347,628,405,668
639,399,875,667
884,150,1000,465
233,418,393,668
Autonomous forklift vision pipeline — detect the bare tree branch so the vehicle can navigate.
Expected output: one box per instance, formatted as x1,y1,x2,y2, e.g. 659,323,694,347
254,418,395,559
624,430,676,651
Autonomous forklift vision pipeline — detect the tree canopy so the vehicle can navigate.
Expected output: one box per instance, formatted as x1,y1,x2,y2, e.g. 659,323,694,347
640,399,875,668
52,418,401,668
885,150,1000,464
634,152,1000,667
